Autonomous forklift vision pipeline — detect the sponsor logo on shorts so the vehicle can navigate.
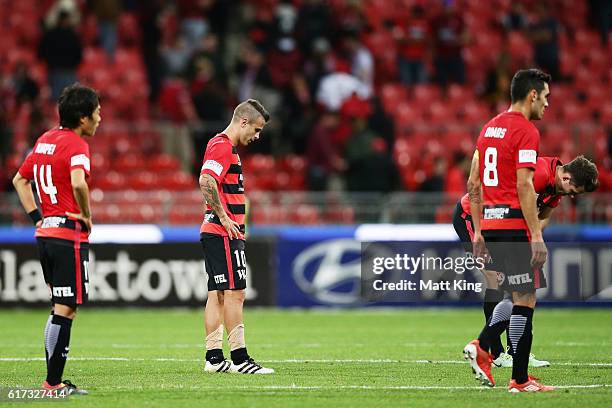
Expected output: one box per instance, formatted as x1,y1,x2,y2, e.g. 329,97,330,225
52,286,74,297
214,274,227,284
507,273,532,285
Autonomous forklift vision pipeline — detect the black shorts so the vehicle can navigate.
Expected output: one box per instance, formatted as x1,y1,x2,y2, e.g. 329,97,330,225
200,233,247,291
37,237,89,306
482,229,547,293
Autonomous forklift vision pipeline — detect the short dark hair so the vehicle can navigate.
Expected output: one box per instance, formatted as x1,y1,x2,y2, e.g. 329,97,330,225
246,99,270,122
58,83,99,129
563,155,599,192
510,69,551,103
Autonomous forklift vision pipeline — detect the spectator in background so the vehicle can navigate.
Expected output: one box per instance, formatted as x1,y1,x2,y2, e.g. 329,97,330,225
482,50,512,109
0,74,13,167
306,111,346,191
342,34,374,97
161,34,193,78
38,10,83,100
267,37,303,90
303,37,334,98
502,2,528,31
280,74,314,154
158,77,197,173
191,33,227,86
296,0,332,51
432,3,468,87
420,156,447,192
316,61,371,112
178,0,209,51
588,0,612,44
12,61,40,106
189,54,230,167
139,0,163,103
529,4,561,80
394,5,430,85
92,0,122,61
343,98,398,192
235,42,281,154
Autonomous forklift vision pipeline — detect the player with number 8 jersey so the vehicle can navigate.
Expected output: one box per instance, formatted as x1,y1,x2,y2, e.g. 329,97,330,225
462,69,556,392
12,84,100,395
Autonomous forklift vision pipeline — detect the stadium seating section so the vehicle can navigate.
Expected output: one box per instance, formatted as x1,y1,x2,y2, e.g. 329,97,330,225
2,0,610,225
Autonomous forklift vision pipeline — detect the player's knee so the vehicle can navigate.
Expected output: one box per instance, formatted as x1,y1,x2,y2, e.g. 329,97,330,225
216,291,225,305
512,291,536,308
225,289,246,303
54,303,78,320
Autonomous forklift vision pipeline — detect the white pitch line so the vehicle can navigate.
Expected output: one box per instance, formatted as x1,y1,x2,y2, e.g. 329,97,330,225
0,357,611,366
92,384,612,391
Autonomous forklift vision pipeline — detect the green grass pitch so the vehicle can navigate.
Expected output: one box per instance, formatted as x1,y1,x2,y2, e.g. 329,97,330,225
0,308,610,407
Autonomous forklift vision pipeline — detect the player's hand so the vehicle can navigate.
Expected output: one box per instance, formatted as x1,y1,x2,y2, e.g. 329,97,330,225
65,211,93,235
35,219,42,228
472,232,487,261
220,216,241,240
530,237,547,269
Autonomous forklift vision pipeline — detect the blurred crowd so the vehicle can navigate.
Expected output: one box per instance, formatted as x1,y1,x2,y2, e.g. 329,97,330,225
0,0,611,196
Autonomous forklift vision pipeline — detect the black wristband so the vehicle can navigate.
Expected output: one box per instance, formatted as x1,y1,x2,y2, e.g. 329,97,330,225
28,209,42,225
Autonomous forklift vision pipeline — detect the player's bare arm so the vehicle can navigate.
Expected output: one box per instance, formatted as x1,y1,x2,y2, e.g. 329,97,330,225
467,150,486,258
200,173,240,239
517,167,547,268
66,168,93,233
538,205,554,230
12,171,42,228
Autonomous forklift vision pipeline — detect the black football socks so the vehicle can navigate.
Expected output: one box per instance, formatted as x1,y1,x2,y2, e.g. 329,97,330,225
45,315,72,386
483,289,502,322
508,305,534,384
230,348,250,365
478,298,512,358
43,311,54,369
206,349,225,365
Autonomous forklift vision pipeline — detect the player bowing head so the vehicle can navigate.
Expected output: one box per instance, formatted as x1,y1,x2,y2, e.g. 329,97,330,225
231,99,270,146
556,155,599,197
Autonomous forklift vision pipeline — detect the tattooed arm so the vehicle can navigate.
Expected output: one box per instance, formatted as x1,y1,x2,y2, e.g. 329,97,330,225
199,173,240,239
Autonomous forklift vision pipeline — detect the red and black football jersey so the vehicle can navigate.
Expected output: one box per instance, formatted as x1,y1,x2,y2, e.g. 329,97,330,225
199,134,246,240
475,111,540,230
18,128,91,242
461,156,562,215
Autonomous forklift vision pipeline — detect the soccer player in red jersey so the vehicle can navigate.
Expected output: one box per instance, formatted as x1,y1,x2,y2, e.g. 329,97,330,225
454,155,598,367
461,68,556,391
199,99,274,374
13,84,101,395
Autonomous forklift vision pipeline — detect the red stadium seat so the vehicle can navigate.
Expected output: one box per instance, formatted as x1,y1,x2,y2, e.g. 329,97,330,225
93,172,127,191
114,154,146,173
149,154,181,172
380,83,408,115
561,102,591,123
244,154,275,173
158,172,196,191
